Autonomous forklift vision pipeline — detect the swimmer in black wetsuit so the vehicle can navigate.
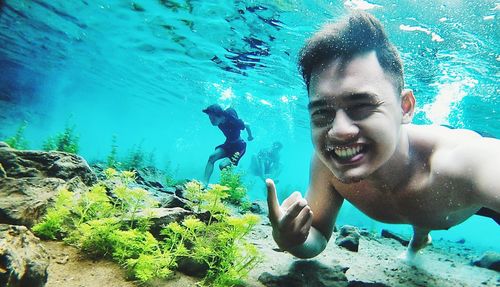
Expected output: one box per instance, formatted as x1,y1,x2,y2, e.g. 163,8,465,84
202,104,253,183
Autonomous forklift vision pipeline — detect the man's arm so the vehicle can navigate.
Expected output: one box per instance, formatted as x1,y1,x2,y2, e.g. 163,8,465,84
467,138,500,211
244,123,254,141
438,135,500,212
266,153,344,258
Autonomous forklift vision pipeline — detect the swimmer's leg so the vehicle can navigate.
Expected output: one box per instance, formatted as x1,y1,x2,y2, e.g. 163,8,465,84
400,226,431,266
219,158,233,170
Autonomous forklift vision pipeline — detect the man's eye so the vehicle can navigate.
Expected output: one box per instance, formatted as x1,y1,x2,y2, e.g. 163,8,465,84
311,110,334,126
345,104,376,120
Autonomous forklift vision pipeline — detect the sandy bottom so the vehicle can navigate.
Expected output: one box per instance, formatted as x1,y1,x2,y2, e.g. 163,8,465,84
42,221,499,287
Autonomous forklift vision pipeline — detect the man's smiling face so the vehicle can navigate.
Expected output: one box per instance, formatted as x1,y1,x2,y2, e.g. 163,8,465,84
308,51,404,183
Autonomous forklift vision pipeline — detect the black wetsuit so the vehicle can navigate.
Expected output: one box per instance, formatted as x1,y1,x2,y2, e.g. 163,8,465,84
215,109,246,165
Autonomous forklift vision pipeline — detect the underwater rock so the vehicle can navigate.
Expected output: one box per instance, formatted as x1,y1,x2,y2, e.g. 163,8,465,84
250,202,263,214
0,144,93,227
358,229,376,241
159,194,189,209
347,281,390,287
258,260,349,287
0,162,5,177
0,176,88,227
0,177,64,227
0,142,96,185
380,229,409,246
134,166,167,187
335,225,360,252
175,184,187,198
138,207,193,238
473,251,500,272
177,256,209,277
0,224,49,287
250,201,268,215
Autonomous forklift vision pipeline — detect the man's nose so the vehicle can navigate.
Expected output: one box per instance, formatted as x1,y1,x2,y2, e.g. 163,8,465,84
327,109,359,141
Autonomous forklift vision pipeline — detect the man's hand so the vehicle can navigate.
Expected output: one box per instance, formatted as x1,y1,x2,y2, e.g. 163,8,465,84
266,179,313,250
248,135,254,141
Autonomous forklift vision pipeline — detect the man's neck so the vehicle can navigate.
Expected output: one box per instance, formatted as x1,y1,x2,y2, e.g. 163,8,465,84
368,126,413,193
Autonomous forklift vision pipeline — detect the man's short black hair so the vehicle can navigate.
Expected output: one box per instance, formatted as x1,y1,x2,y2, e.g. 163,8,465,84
202,104,224,116
298,11,404,95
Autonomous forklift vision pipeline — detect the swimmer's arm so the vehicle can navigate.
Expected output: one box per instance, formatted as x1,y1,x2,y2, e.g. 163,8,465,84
449,138,500,212
291,154,344,258
244,122,254,141
470,139,500,211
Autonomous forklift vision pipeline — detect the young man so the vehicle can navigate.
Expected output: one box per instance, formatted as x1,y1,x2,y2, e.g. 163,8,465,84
250,141,284,183
203,104,253,183
266,11,500,263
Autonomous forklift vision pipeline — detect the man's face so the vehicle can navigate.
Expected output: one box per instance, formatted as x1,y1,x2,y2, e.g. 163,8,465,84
209,114,223,126
308,51,404,183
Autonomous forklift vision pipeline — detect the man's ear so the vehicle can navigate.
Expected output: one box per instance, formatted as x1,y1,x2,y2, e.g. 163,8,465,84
401,89,415,124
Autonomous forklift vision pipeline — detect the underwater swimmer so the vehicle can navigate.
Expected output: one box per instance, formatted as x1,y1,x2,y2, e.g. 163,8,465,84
202,104,254,183
266,11,500,264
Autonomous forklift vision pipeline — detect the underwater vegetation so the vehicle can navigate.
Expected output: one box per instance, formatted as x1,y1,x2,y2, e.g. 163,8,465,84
163,159,179,187
2,121,80,154
42,125,80,154
4,121,29,150
104,136,158,171
124,144,158,171
220,166,252,211
33,169,262,286
106,134,119,168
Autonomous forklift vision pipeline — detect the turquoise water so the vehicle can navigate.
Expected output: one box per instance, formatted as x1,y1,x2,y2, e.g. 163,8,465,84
1,1,498,250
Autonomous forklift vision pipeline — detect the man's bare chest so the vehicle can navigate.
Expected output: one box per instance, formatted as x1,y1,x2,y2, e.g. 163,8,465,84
334,181,477,229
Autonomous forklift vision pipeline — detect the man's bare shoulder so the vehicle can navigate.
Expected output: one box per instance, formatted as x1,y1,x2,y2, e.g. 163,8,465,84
406,124,499,177
406,124,483,147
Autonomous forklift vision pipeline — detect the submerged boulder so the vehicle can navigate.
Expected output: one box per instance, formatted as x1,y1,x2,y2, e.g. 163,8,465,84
473,251,500,272
0,143,95,226
258,260,349,287
335,225,361,252
0,224,49,287
137,207,193,238
380,229,409,246
0,142,96,185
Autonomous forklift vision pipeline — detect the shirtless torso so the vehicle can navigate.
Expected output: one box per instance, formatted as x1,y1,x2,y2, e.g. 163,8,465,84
303,124,500,261
332,125,489,229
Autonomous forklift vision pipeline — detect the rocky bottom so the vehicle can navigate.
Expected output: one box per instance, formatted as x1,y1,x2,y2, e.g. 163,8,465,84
42,222,499,287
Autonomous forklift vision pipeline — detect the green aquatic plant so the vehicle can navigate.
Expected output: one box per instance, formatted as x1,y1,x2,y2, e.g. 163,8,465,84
33,173,261,285
4,121,29,150
200,215,262,286
123,144,145,170
42,125,79,154
163,160,179,187
112,229,175,281
106,134,119,168
33,170,159,265
220,166,250,208
67,217,120,258
111,229,160,264
185,182,230,220
73,184,114,224
32,189,75,240
126,252,174,282
162,182,263,286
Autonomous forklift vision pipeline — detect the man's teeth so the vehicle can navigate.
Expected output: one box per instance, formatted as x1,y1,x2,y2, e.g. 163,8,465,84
334,145,362,158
